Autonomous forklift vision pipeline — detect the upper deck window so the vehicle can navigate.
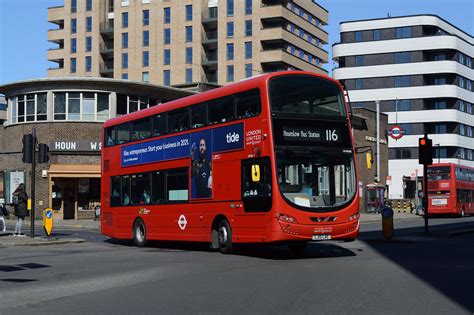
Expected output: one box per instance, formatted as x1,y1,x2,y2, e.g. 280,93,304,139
269,75,346,117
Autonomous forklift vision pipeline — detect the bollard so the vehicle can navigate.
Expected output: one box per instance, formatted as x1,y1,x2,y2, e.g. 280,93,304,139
381,206,394,239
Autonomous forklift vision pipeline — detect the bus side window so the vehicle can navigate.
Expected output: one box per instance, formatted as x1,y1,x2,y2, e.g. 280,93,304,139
152,171,165,204
153,113,167,137
117,123,131,144
208,95,234,124
131,118,151,141
131,173,150,205
166,168,188,202
110,177,121,207
168,108,189,133
236,89,261,119
190,102,207,129
121,175,130,206
106,126,116,147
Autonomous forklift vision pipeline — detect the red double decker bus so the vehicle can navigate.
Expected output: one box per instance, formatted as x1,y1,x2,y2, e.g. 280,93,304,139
101,71,359,254
427,163,474,217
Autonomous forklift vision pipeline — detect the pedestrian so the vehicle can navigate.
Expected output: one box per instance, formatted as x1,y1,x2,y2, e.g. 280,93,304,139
12,183,28,236
0,202,7,232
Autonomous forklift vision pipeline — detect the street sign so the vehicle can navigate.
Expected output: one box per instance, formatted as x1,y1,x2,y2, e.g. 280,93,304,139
387,125,405,140
43,208,53,237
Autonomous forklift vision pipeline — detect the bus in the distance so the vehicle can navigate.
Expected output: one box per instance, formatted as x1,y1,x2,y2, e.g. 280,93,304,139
427,163,474,217
101,71,359,254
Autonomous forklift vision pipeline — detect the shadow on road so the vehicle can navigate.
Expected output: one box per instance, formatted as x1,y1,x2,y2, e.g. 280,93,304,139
360,220,474,311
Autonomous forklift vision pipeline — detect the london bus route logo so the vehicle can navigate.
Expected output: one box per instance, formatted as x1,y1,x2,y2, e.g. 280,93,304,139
387,125,405,140
178,215,187,230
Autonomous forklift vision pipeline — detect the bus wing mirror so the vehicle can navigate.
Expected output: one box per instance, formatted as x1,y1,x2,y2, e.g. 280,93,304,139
251,165,261,182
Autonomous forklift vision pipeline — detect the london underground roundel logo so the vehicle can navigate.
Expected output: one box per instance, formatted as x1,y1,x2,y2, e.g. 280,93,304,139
388,125,405,140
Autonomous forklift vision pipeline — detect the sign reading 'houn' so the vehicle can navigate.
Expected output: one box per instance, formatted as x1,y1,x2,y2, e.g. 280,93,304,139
50,141,102,152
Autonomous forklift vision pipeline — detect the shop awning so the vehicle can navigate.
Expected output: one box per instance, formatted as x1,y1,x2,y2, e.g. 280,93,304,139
48,164,101,178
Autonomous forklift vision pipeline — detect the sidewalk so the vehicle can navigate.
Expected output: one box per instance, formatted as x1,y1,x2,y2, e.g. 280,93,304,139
0,217,94,247
359,211,421,224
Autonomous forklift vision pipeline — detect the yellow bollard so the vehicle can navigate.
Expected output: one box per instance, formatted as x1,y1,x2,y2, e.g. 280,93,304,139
381,206,394,239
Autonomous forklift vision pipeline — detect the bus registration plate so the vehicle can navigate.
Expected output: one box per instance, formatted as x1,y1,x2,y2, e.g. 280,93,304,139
312,234,331,240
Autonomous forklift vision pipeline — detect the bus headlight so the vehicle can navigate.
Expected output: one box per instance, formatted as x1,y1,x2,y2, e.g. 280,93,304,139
278,213,298,224
347,213,360,222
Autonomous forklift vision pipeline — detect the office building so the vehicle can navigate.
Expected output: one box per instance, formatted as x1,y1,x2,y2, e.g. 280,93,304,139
47,0,329,86
333,15,473,200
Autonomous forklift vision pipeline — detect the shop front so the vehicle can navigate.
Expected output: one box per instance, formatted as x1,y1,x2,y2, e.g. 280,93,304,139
48,164,101,220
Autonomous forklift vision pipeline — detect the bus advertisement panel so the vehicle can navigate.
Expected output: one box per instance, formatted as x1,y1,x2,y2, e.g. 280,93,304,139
101,71,359,254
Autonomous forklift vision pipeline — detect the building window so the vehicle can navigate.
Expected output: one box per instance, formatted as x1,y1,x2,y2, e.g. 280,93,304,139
143,10,149,26
164,7,171,24
355,31,362,42
122,12,128,28
435,148,447,159
459,100,465,111
186,47,192,64
395,148,411,159
122,73,128,80
434,77,447,85
71,18,77,33
186,26,192,43
434,124,447,134
355,79,363,90
186,5,192,21
227,65,234,82
467,102,472,114
394,52,410,63
122,53,128,68
164,70,171,86
227,22,234,38
142,30,149,47
355,55,364,66
71,38,77,53
164,28,171,44
227,43,234,60
70,58,76,73
68,93,80,120
142,72,149,83
373,29,381,40
460,124,465,136
434,100,447,109
85,56,92,72
122,33,128,48
164,49,170,65
397,100,411,111
395,76,411,87
86,36,92,52
396,26,411,38
245,63,252,78
245,0,252,15
71,0,77,12
245,42,252,59
86,16,92,32
245,20,252,36
143,51,149,67
227,0,234,16
86,0,92,11
185,68,192,84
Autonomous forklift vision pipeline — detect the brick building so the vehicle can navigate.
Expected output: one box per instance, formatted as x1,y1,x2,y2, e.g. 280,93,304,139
0,78,192,220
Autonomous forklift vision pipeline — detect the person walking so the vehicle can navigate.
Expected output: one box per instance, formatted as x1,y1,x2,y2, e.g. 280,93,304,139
12,183,28,236
0,202,7,232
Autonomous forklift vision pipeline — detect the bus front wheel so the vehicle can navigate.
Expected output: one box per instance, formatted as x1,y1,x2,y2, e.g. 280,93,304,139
133,218,147,247
218,219,233,254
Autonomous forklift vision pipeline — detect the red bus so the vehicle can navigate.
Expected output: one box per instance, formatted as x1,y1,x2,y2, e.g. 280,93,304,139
101,71,359,254
427,163,474,217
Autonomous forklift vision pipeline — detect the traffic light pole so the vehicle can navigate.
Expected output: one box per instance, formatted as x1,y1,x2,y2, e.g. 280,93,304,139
423,165,428,234
30,128,36,238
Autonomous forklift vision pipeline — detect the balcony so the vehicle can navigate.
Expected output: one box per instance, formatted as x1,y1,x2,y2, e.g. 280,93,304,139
47,28,65,42
48,6,64,24
100,42,114,56
202,52,218,67
100,22,114,37
202,30,218,48
260,50,326,75
47,47,64,60
100,61,114,76
202,8,218,26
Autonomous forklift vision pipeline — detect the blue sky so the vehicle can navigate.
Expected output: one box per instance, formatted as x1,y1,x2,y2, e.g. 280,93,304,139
0,0,472,84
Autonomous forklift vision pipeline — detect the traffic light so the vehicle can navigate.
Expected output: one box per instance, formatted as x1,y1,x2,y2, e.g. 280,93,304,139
22,134,34,163
38,143,49,163
418,134,433,165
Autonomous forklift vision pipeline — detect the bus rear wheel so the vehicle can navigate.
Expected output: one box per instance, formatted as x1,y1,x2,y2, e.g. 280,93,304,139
133,218,147,247
218,219,233,254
